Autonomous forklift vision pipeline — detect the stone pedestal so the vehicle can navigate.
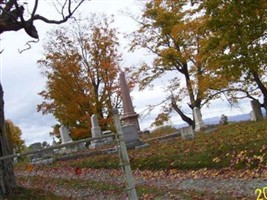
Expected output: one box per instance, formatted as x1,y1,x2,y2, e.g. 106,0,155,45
193,107,206,132
122,124,140,148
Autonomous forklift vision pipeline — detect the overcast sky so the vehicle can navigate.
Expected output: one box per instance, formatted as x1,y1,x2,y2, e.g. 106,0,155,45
0,0,251,146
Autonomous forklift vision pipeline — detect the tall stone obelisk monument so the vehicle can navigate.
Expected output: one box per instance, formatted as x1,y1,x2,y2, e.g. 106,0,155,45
119,71,141,132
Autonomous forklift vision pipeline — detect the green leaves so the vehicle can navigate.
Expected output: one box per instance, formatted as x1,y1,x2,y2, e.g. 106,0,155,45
202,0,267,108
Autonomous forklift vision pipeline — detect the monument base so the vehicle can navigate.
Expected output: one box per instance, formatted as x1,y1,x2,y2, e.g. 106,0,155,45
89,140,104,149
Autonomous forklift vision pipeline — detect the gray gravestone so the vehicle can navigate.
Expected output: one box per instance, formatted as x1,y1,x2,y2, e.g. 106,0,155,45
250,100,263,121
31,142,42,150
90,114,104,148
59,125,72,143
29,142,43,161
193,107,206,132
102,130,113,144
219,114,228,125
122,124,140,147
180,126,194,140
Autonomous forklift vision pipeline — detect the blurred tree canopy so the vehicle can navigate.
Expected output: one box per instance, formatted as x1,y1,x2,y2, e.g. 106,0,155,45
38,15,122,140
5,119,25,153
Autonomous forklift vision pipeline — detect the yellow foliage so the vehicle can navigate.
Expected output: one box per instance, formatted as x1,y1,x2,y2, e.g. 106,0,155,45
5,119,25,152
38,15,122,134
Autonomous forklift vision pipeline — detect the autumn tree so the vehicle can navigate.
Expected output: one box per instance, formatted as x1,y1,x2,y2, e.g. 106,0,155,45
38,15,122,140
129,0,224,127
201,0,267,114
0,0,86,198
5,119,25,153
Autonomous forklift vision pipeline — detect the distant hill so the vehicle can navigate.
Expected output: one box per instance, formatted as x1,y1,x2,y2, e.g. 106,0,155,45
204,113,251,125
175,110,266,129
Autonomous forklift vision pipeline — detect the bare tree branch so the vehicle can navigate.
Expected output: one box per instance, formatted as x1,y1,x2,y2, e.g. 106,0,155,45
201,87,258,108
0,0,88,39
18,38,39,53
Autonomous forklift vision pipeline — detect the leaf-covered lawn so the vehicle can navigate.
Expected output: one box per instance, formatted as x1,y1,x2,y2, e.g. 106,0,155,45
9,187,64,200
13,120,267,199
46,120,267,172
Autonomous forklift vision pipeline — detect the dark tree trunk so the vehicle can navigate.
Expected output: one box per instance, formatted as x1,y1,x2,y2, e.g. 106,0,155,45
0,83,16,199
252,71,267,117
171,97,194,128
263,98,267,117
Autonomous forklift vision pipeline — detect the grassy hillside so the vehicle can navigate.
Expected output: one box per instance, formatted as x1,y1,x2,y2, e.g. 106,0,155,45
53,120,267,171
13,120,267,199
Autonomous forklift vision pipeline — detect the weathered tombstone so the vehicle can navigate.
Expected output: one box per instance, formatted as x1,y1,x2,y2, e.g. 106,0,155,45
250,111,256,121
59,125,75,153
119,71,141,133
219,114,228,125
193,107,206,132
180,126,194,140
250,100,263,121
122,124,140,148
31,142,42,150
29,142,43,161
90,114,104,148
59,125,72,144
102,130,114,144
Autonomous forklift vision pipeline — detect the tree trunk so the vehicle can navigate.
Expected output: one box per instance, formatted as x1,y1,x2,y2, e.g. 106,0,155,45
252,71,267,117
0,83,16,199
171,97,194,128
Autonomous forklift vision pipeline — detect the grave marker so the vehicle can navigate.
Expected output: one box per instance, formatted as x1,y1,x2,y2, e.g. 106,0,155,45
250,100,263,121
59,125,72,144
193,107,206,132
90,114,104,148
180,126,194,140
119,71,141,133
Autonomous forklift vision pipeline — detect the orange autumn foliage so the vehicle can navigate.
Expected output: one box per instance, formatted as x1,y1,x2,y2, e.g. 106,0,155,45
38,15,122,139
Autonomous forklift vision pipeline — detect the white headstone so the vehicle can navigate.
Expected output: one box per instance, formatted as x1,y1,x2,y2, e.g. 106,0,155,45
59,125,72,144
90,114,104,148
250,111,256,121
91,114,102,138
250,100,263,121
193,107,206,132
180,126,195,140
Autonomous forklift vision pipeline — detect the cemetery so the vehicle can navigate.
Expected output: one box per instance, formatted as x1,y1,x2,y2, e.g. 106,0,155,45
2,70,266,200
5,70,267,199
9,84,267,199
11,118,267,199
1,1,267,199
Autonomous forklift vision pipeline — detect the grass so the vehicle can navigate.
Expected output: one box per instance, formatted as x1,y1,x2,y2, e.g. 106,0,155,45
12,120,267,199
16,175,124,193
48,119,267,171
15,176,239,200
9,187,64,200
